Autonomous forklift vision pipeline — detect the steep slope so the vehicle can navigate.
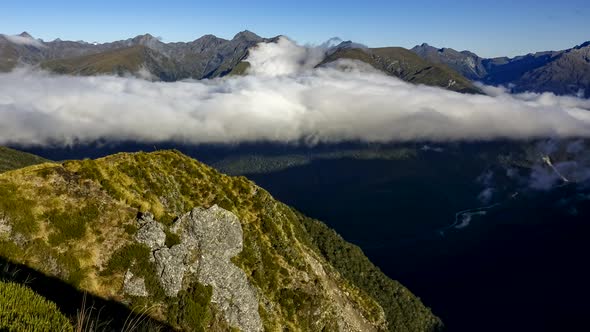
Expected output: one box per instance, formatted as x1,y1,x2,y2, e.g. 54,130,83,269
0,32,46,71
512,42,590,96
0,150,441,331
0,146,49,173
411,43,488,80
411,41,590,97
0,38,18,71
41,45,182,81
320,46,480,94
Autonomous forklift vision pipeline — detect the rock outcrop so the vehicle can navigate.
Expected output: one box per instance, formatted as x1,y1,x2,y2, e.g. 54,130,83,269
129,205,262,331
173,205,262,332
122,270,148,297
134,212,165,251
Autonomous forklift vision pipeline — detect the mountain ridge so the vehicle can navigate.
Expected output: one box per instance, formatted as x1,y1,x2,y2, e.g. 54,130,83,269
0,30,271,80
0,148,442,331
319,45,481,93
0,31,478,93
411,41,590,97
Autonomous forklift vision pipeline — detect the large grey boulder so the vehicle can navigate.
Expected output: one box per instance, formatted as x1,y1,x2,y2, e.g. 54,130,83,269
172,205,262,332
134,213,166,251
153,244,193,297
130,205,262,331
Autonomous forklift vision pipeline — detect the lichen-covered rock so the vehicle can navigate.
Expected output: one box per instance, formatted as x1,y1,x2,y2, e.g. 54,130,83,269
153,245,193,297
172,205,263,332
123,270,148,297
134,213,166,251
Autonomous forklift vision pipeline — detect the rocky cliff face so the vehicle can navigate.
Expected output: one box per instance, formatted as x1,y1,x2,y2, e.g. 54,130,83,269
0,150,442,331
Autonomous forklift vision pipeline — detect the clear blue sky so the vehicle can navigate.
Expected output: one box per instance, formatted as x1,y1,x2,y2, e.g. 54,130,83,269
2,0,589,57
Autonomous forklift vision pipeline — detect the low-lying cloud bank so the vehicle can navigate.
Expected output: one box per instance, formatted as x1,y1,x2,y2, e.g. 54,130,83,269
1,37,590,146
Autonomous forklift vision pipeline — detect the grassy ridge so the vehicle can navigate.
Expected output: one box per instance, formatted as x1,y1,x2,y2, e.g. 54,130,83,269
321,47,480,94
41,45,181,80
0,150,440,330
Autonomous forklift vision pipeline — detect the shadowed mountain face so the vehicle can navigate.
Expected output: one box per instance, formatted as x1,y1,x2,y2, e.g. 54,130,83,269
412,41,590,97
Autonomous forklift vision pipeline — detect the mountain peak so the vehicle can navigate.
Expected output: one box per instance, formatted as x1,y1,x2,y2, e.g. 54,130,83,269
132,33,160,44
232,30,261,41
18,31,33,38
192,34,226,43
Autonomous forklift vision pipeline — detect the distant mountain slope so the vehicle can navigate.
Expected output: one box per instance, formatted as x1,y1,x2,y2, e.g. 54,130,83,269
320,44,480,93
411,41,590,97
0,150,442,331
0,32,46,71
410,43,488,80
1,31,477,93
513,42,590,96
1,31,272,80
0,146,49,173
42,45,182,81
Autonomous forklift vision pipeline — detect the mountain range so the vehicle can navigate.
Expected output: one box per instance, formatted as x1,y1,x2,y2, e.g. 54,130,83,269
411,41,590,97
0,31,476,93
0,31,272,80
3,31,589,97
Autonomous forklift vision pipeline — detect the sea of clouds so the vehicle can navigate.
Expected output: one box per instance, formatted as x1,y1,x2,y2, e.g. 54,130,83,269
1,37,589,146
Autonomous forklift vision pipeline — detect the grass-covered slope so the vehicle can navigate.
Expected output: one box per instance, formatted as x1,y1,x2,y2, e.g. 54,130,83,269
321,47,480,94
41,45,181,81
0,150,441,331
0,146,49,173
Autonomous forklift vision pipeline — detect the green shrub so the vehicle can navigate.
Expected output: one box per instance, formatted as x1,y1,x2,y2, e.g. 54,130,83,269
0,281,73,331
0,182,38,236
102,243,166,300
164,230,181,248
46,203,99,245
102,243,151,275
168,282,212,331
123,223,138,235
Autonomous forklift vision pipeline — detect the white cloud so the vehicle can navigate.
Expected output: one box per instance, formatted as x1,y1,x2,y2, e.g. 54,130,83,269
0,37,589,147
245,37,327,76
